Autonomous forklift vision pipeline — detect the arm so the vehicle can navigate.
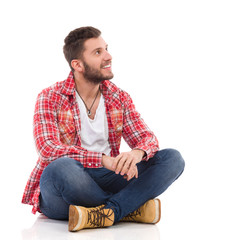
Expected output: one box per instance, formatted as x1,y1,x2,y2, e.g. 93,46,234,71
33,92,103,168
111,91,159,180
121,91,159,160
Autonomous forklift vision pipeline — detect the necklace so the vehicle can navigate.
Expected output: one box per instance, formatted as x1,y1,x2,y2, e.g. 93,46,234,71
77,88,100,116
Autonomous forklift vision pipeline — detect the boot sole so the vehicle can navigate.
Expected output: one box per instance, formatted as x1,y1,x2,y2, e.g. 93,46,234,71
152,199,161,224
68,205,83,232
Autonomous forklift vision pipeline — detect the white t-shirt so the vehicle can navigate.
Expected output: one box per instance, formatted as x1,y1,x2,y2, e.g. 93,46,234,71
75,91,111,156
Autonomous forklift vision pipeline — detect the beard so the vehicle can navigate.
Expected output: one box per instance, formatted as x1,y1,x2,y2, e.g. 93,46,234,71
82,60,114,84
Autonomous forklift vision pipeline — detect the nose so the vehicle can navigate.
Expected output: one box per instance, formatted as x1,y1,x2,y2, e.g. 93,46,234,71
103,50,112,61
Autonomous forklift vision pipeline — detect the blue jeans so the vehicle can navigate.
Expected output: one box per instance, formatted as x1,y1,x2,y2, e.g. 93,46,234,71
39,149,185,222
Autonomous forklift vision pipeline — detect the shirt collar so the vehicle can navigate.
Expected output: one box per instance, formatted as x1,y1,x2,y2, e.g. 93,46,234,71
61,71,76,96
60,71,115,101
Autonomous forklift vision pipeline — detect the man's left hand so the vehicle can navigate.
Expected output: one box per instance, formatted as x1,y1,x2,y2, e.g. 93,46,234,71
112,149,145,181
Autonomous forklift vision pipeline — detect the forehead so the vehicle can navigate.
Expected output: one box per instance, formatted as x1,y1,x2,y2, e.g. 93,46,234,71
84,36,107,52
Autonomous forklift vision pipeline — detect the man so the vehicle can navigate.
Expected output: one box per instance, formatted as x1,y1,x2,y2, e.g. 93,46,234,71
22,26,185,232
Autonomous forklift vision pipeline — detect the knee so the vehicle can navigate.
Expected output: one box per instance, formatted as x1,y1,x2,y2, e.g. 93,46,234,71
50,157,81,168
167,149,184,169
41,157,83,183
155,148,185,174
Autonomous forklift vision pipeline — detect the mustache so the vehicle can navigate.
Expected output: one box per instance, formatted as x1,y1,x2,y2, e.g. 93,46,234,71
100,61,111,68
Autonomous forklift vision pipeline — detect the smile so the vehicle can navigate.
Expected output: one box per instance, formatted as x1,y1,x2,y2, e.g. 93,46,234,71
102,64,111,69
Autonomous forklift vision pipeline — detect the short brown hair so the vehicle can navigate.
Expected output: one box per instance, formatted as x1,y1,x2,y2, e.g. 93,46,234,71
63,26,101,71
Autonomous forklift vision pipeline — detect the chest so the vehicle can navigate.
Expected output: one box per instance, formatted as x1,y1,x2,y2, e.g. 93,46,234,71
56,93,124,146
76,92,101,120
76,93,107,129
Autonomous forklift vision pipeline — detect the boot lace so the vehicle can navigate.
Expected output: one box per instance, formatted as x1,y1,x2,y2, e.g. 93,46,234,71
87,207,114,227
124,208,141,221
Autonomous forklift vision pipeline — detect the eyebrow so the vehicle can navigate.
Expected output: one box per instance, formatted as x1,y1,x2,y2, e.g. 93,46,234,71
91,44,108,54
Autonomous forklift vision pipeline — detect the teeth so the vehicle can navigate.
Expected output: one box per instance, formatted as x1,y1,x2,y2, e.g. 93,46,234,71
103,64,111,68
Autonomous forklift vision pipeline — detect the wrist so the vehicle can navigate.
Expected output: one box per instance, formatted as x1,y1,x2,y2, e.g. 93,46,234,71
132,149,145,159
101,154,106,166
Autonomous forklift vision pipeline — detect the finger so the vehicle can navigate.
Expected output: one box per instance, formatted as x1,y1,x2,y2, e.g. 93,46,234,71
127,166,138,181
115,155,128,174
134,167,138,178
126,167,136,181
111,153,123,170
134,166,138,178
127,171,135,181
126,160,136,177
120,158,133,176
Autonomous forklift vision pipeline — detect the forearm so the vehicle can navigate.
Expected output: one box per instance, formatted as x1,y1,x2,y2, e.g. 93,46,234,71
36,137,103,167
34,119,103,167
122,92,159,161
123,127,159,161
133,135,159,160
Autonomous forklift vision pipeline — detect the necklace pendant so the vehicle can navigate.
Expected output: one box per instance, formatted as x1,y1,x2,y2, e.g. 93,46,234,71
87,110,91,116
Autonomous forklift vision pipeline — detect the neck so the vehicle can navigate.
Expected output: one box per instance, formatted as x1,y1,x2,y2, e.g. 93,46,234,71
74,71,100,100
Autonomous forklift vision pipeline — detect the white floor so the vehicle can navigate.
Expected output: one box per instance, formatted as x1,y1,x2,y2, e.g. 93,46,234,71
4,187,240,240
21,215,161,240
8,204,161,240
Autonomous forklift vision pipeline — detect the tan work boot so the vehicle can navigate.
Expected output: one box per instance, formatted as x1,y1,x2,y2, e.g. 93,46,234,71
68,205,114,232
121,199,161,224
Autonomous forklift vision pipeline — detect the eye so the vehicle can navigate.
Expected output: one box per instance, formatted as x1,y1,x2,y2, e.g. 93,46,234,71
96,50,101,55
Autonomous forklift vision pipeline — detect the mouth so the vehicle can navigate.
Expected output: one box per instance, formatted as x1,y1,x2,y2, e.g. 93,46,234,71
102,64,111,69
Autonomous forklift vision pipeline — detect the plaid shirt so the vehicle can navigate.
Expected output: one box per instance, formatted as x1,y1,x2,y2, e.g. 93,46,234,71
22,72,159,214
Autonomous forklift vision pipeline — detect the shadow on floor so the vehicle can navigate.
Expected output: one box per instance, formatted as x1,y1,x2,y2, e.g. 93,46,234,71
22,214,161,240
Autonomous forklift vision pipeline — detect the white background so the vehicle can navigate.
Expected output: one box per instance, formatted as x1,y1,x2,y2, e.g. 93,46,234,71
0,0,239,239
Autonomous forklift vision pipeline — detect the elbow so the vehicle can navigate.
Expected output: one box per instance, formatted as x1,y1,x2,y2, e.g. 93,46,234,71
36,139,55,162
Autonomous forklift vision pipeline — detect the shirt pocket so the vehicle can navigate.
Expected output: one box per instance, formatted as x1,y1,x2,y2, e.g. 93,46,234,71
110,108,123,138
57,109,76,145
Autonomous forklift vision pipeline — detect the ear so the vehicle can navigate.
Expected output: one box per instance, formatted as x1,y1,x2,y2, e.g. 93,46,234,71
71,59,84,72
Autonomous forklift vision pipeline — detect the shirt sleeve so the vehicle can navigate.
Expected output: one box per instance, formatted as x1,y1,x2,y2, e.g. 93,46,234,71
33,92,103,168
121,92,159,161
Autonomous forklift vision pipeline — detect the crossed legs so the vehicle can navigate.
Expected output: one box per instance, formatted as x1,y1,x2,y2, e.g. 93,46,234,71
39,149,185,222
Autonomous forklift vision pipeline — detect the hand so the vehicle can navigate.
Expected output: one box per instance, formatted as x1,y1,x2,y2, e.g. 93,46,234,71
123,165,138,181
102,155,136,180
102,155,115,171
112,149,145,181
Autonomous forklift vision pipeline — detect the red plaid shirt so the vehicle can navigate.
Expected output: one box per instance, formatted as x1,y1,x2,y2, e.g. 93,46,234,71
22,72,159,214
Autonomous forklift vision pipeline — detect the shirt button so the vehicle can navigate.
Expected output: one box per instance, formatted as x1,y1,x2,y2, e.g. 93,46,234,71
88,163,92,166
95,163,98,167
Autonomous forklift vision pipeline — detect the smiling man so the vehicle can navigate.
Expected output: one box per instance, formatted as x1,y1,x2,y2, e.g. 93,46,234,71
22,26,185,232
